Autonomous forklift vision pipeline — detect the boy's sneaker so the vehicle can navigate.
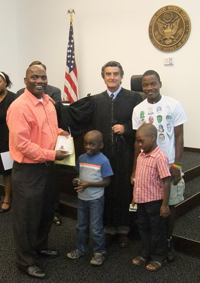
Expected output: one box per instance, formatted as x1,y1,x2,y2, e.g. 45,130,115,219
67,249,88,260
167,237,176,262
90,253,105,266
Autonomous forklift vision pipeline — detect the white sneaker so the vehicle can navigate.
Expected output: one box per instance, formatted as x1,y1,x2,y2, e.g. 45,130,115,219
90,253,105,265
67,249,88,259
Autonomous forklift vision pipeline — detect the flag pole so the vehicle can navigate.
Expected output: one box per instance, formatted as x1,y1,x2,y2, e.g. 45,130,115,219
68,9,75,23
64,9,78,102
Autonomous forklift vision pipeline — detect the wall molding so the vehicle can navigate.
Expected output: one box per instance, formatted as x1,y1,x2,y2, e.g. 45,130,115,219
184,147,200,153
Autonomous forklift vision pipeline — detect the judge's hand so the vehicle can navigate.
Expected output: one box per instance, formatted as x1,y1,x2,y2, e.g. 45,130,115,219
112,124,124,135
55,150,69,160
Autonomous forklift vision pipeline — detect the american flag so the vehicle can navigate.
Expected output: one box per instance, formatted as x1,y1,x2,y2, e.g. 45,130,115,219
63,19,78,102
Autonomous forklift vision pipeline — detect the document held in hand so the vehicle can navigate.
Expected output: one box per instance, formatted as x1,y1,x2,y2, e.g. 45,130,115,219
55,135,74,154
54,135,75,166
0,151,13,170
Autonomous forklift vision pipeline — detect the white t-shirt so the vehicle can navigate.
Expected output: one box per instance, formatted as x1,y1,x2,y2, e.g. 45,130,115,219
132,95,188,164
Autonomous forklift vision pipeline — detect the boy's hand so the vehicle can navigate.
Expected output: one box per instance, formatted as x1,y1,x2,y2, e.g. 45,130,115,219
72,178,80,187
74,185,84,193
74,180,89,193
131,197,135,207
130,172,135,185
160,205,170,217
78,181,89,189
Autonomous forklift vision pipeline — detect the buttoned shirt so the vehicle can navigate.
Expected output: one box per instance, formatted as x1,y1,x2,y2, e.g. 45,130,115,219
107,86,121,99
134,146,170,203
7,89,62,163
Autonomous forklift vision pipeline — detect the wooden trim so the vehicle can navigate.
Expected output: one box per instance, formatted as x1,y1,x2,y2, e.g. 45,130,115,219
184,147,200,153
59,193,77,219
183,165,200,183
173,235,200,259
60,202,77,219
175,191,200,219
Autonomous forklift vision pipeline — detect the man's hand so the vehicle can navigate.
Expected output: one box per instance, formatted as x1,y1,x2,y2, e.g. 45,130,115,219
112,124,124,135
160,205,170,217
60,130,69,137
170,167,181,185
55,150,69,160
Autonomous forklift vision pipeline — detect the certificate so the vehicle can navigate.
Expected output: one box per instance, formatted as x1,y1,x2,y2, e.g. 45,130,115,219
55,135,74,154
54,135,75,166
0,151,13,170
129,203,137,212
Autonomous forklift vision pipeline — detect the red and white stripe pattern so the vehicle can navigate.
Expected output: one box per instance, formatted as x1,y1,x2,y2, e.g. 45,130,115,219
134,146,171,203
63,19,78,102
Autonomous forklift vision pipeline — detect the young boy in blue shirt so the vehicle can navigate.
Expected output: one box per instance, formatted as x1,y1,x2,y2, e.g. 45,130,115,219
67,130,113,265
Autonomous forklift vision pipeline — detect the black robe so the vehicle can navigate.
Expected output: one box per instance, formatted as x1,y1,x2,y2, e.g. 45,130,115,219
56,88,142,227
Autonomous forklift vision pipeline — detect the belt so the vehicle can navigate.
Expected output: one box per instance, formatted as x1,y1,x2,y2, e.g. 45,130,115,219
13,161,54,168
45,161,53,166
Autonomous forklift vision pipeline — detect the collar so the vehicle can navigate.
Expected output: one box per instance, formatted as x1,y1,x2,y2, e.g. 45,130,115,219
107,86,121,99
147,95,162,105
24,88,49,106
141,146,159,157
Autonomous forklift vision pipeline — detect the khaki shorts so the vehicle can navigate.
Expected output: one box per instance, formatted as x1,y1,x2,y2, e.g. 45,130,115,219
168,177,185,206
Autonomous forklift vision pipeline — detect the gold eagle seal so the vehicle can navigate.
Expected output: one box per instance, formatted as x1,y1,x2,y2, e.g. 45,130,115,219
149,5,191,52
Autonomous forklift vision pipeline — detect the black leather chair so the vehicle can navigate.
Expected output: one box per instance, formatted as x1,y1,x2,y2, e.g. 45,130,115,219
130,75,146,100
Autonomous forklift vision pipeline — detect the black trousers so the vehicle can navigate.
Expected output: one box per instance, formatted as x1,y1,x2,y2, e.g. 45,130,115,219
12,161,56,267
137,200,167,262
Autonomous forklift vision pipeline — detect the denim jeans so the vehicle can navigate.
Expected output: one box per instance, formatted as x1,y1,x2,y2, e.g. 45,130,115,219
77,195,106,254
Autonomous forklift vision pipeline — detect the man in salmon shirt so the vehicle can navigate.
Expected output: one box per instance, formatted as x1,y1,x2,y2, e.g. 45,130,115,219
7,64,69,279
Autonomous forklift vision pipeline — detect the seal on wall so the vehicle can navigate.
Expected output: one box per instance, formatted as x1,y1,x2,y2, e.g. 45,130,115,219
149,5,191,52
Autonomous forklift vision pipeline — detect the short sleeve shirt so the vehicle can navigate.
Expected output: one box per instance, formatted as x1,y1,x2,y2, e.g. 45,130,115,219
132,96,188,164
76,152,113,201
134,146,171,203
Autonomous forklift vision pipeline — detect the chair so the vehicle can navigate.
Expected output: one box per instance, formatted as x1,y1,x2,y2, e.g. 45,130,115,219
130,75,146,100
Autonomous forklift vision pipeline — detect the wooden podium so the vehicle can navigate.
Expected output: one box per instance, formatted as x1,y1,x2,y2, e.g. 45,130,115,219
55,134,85,218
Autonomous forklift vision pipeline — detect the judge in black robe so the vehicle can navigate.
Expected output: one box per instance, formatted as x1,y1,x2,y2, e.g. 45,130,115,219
56,61,142,247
